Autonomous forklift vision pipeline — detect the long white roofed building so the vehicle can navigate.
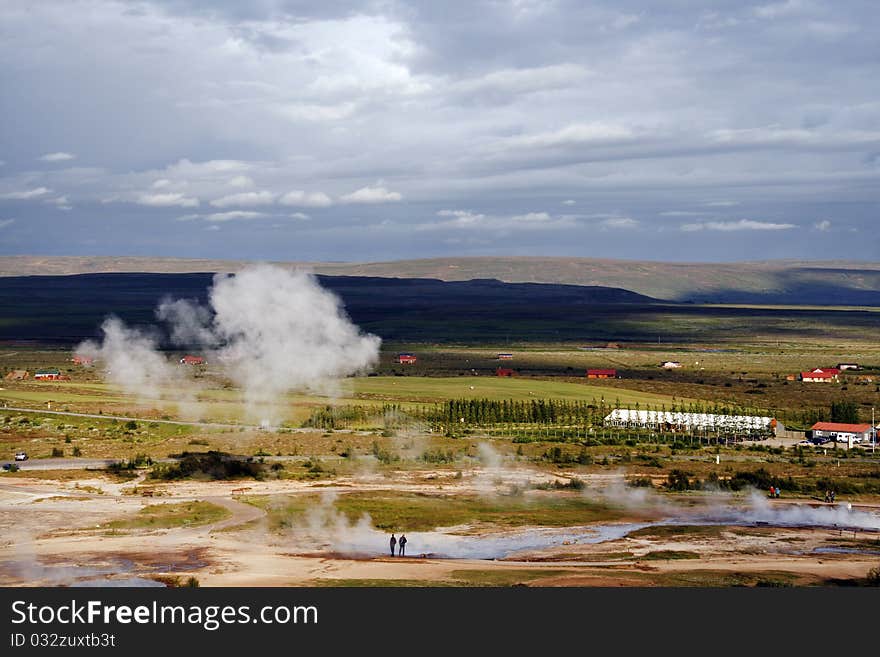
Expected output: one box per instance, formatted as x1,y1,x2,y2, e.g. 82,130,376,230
604,408,777,435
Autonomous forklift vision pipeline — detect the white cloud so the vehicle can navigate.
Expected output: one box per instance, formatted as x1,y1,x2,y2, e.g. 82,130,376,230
46,195,72,210
511,212,552,223
205,211,268,222
500,122,634,150
754,0,808,20
814,219,832,231
228,175,255,188
704,200,740,207
178,211,269,222
38,151,76,162
436,209,486,226
278,190,334,208
680,219,796,232
562,199,576,206
600,216,640,229
660,210,703,217
453,64,590,97
289,212,310,220
340,186,402,204
275,102,359,122
136,192,199,207
210,190,275,207
0,187,52,200
206,225,221,231
152,178,172,189
0,218,14,229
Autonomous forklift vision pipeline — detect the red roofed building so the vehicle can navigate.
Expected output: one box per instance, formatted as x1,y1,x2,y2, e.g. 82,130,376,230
587,368,617,379
396,353,417,365
72,355,93,365
800,368,839,382
496,367,515,377
179,355,205,365
811,422,874,445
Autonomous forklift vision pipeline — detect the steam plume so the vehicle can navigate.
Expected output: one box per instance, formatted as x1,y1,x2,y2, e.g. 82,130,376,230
76,265,381,425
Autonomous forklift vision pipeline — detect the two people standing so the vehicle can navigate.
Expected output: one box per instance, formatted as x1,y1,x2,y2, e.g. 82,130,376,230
389,533,407,557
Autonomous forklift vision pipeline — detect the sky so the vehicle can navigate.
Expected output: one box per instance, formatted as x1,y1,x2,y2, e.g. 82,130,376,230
0,0,878,263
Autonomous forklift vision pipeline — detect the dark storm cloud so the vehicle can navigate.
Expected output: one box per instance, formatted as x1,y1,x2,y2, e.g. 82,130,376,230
0,0,878,261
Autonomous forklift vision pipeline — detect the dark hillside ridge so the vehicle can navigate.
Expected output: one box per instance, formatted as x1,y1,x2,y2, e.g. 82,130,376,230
0,272,658,345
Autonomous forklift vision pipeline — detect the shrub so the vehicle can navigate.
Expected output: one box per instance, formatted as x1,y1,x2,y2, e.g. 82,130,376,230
866,566,880,587
51,447,64,457
72,446,82,457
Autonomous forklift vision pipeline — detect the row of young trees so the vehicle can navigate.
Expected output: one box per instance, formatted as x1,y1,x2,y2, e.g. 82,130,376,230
300,397,861,433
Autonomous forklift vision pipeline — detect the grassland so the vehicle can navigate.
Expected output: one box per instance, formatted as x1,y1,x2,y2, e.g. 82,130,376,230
242,491,628,533
101,501,230,530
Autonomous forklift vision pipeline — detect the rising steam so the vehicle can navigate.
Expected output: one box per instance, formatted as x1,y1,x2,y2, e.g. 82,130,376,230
77,265,381,425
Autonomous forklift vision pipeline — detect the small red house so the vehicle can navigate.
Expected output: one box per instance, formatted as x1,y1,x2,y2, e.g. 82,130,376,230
72,355,93,365
179,355,205,365
801,368,839,383
496,367,515,377
397,353,417,365
497,353,514,360
587,368,617,379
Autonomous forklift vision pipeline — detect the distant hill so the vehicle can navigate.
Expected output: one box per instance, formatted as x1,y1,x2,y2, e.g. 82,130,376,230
0,273,657,345
4,255,880,305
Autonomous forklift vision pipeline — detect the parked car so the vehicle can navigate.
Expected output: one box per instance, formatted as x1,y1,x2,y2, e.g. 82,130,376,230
14,451,28,461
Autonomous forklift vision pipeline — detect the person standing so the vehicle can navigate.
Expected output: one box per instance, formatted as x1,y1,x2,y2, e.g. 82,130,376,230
398,534,407,557
390,534,397,557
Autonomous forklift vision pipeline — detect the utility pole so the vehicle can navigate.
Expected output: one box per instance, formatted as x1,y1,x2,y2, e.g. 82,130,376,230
873,406,876,454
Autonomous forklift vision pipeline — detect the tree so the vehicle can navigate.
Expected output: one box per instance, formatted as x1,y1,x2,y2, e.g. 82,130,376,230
830,400,859,423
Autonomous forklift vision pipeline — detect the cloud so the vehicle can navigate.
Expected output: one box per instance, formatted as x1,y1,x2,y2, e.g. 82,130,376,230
46,195,72,210
813,219,832,231
210,190,275,207
660,210,703,217
289,212,310,220
204,211,268,222
680,219,796,232
228,175,255,188
340,186,402,204
0,218,14,229
600,216,640,229
562,200,576,206
278,190,333,207
754,0,808,20
178,211,269,222
500,122,634,150
38,152,76,162
136,192,199,207
0,187,52,200
424,209,572,232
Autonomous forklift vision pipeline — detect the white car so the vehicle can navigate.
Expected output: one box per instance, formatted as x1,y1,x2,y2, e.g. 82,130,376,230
14,452,28,461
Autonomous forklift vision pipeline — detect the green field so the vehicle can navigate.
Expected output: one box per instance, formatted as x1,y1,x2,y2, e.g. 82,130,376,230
0,376,686,425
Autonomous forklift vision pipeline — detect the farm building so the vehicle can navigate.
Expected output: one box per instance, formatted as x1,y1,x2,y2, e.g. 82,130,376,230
71,355,93,365
586,368,617,379
800,368,839,383
660,361,682,369
497,353,514,360
4,370,29,380
34,368,66,381
396,353,417,365
496,367,515,377
810,422,874,446
604,408,777,435
179,355,205,365
836,363,860,371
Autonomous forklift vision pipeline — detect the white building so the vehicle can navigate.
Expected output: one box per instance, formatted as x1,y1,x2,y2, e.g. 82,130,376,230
604,408,776,434
660,361,682,369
